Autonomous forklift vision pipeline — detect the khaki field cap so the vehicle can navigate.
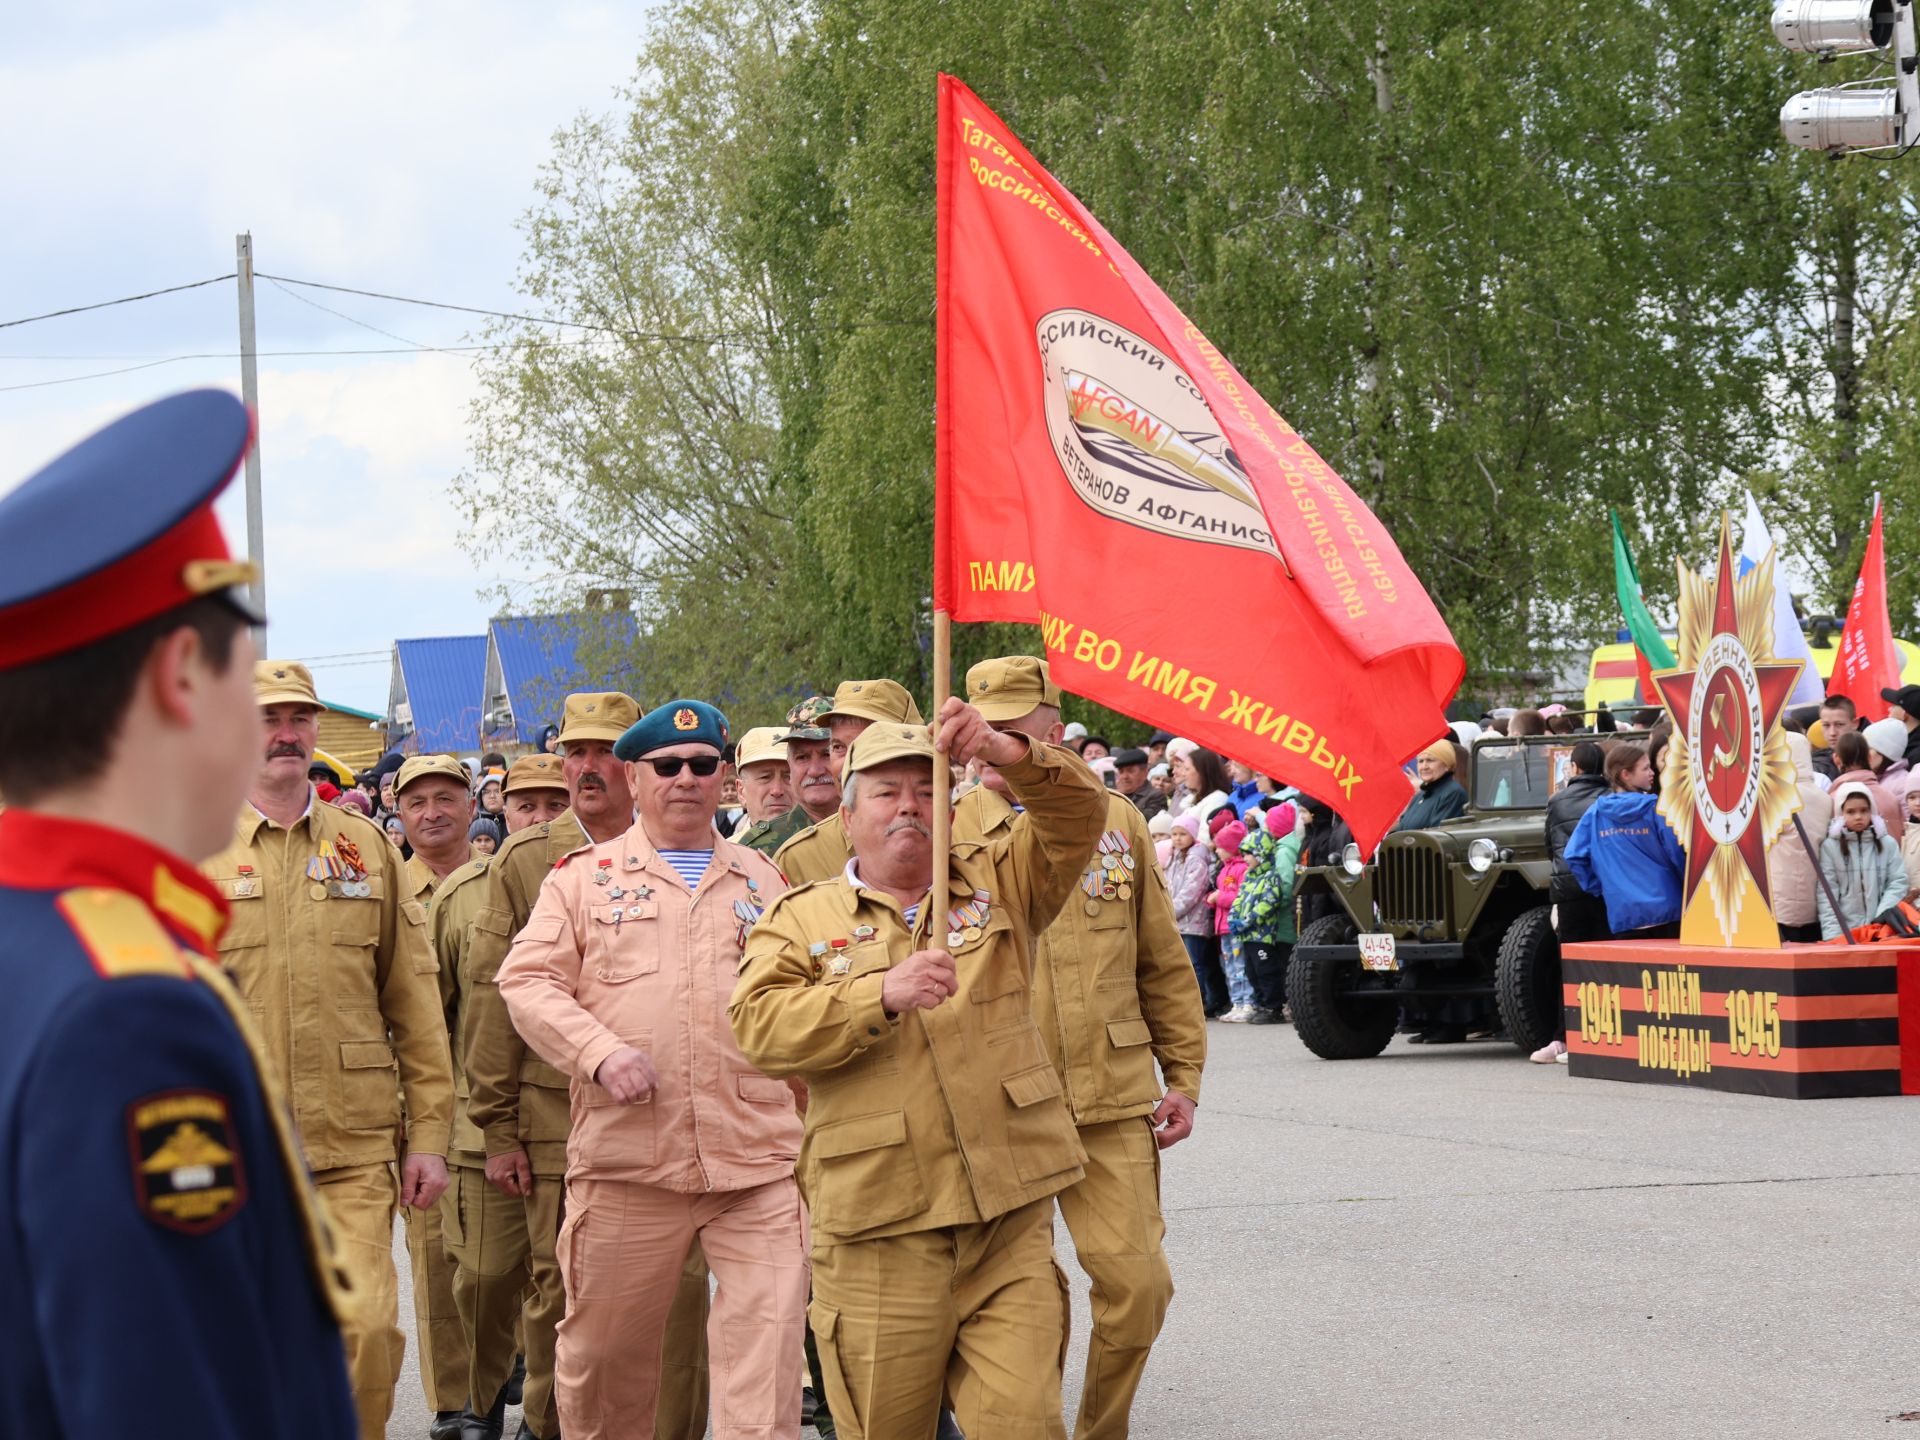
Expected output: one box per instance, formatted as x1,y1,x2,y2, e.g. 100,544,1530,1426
823,678,925,727
504,753,568,795
966,655,1061,722
845,723,938,775
735,726,789,770
394,753,470,798
556,691,641,748
254,660,320,709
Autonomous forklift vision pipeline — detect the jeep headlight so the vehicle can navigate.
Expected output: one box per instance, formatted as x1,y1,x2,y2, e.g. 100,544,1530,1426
1342,842,1365,876
1467,838,1498,874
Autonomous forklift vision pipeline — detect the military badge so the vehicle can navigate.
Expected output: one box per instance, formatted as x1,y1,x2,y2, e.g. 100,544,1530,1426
673,707,700,731
127,1090,247,1234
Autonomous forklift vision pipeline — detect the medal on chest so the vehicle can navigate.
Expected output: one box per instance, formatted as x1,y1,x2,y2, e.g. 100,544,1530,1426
1079,829,1134,914
945,889,992,949
732,878,767,949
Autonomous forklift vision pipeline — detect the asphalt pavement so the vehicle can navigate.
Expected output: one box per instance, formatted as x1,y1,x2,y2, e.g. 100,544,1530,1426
391,1023,1920,1438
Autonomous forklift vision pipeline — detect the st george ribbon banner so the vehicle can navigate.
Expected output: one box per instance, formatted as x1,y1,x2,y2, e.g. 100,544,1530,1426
932,73,1463,850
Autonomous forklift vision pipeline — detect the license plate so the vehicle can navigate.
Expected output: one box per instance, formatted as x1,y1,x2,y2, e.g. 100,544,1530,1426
1358,933,1398,972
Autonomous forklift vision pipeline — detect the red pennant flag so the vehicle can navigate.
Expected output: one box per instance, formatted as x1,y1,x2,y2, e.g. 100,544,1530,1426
1834,498,1902,722
933,74,1462,850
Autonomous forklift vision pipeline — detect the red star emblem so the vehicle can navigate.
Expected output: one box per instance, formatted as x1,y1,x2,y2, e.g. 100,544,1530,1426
1651,523,1801,917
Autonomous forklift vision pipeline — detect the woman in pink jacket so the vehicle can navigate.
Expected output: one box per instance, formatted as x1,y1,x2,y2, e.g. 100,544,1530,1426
1208,818,1254,1020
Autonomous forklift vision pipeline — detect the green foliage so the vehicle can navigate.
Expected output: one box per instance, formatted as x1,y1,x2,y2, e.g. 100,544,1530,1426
461,0,1920,727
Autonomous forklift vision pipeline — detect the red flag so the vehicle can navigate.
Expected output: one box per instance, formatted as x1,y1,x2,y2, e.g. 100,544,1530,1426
933,74,1462,850
1834,498,1902,722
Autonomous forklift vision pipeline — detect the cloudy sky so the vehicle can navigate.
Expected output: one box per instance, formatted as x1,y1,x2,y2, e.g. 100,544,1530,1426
0,1,651,712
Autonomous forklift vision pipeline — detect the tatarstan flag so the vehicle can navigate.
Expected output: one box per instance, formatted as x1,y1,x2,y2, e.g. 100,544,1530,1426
932,73,1462,851
1611,510,1676,704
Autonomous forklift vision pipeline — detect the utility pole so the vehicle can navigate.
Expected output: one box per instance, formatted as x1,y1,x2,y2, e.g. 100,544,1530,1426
235,232,266,629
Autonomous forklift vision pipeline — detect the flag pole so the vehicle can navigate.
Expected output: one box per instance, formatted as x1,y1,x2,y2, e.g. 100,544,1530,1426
932,607,952,945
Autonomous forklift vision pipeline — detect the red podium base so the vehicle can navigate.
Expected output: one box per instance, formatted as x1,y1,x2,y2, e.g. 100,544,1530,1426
1563,940,1920,1099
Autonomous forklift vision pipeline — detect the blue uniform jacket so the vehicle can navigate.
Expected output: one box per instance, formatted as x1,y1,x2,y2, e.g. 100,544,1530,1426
1564,791,1687,934
0,811,356,1439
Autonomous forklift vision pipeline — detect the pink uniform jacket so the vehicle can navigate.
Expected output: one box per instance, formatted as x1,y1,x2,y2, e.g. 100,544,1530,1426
497,821,801,1192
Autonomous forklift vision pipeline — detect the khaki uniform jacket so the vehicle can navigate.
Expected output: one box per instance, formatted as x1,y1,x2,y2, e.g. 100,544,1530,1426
203,795,454,1170
499,824,800,1192
954,787,1205,1123
463,812,588,1177
772,812,853,887
430,857,494,1166
730,741,1106,1244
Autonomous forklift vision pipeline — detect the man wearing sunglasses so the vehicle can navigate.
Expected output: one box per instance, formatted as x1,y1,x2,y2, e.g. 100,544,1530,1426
499,699,807,1440
462,692,712,1440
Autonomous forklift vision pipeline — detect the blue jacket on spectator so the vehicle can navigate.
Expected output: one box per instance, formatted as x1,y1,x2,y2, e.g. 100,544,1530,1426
1227,779,1263,820
1565,792,1686,934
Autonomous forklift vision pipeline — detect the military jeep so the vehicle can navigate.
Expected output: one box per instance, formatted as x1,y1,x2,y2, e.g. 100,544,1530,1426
1288,731,1598,1059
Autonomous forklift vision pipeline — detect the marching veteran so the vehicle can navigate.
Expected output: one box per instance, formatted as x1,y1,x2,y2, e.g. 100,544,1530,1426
203,659,456,1440
773,679,925,885
730,697,1109,1440
431,752,567,1440
955,657,1206,1439
0,390,357,1437
393,752,482,1439
463,692,712,1440
499,699,809,1440
739,695,838,856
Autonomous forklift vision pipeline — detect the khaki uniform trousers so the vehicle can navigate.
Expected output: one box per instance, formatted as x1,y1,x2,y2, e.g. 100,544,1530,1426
316,1162,403,1440
405,1190,470,1412
810,1196,1069,1440
446,1168,713,1440
1054,1117,1173,1440
555,1174,807,1440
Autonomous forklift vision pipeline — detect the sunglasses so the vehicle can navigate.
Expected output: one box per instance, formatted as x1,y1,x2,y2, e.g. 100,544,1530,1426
641,756,722,778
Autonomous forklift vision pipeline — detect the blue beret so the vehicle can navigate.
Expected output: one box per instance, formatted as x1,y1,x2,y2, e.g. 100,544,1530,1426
614,699,732,761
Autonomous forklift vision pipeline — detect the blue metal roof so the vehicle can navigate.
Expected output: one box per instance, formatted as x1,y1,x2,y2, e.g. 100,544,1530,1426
393,635,487,754
487,613,641,744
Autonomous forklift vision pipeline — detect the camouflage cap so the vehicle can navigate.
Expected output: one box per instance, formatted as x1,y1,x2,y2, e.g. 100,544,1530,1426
503,753,568,796
774,693,833,744
254,660,320,710
394,752,471,798
822,678,925,728
965,655,1061,722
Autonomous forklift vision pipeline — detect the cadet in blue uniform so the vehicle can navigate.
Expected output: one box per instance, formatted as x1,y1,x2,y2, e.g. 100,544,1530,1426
0,390,358,1438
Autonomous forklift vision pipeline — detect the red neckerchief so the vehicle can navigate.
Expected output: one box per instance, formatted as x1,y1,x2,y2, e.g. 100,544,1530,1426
0,809,230,956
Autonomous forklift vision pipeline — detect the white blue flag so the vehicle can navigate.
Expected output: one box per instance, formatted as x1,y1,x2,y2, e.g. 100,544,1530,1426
1738,491,1826,708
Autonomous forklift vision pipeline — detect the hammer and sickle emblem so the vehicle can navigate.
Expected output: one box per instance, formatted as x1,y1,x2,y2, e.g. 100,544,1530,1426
1707,689,1738,779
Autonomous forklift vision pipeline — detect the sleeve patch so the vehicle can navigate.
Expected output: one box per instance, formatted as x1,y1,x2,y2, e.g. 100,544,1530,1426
127,1089,248,1234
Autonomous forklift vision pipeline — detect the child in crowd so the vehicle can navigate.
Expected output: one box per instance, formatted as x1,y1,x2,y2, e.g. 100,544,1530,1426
468,816,503,857
1229,801,1303,1025
1208,818,1254,1020
1166,812,1227,1017
1819,781,1909,939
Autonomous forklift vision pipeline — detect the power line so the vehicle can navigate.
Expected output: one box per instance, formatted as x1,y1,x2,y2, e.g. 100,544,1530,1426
0,275,236,331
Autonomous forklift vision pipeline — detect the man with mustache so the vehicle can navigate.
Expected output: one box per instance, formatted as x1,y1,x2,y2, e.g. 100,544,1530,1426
0,390,358,1436
773,679,925,886
954,657,1205,1440
202,660,455,1440
427,753,568,1440
499,699,806,1440
731,700,1108,1440
392,753,484,1438
462,694,710,1440
737,695,838,857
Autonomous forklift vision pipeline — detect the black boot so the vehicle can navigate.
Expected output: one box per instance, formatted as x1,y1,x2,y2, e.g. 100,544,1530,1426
504,1354,525,1407
461,1386,508,1440
430,1414,465,1440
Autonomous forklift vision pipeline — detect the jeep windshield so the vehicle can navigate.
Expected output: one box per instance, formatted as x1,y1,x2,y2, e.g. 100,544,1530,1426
1469,741,1565,811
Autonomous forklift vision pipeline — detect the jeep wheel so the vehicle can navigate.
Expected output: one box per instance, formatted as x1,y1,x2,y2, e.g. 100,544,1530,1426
1494,905,1561,1053
1287,914,1397,1060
